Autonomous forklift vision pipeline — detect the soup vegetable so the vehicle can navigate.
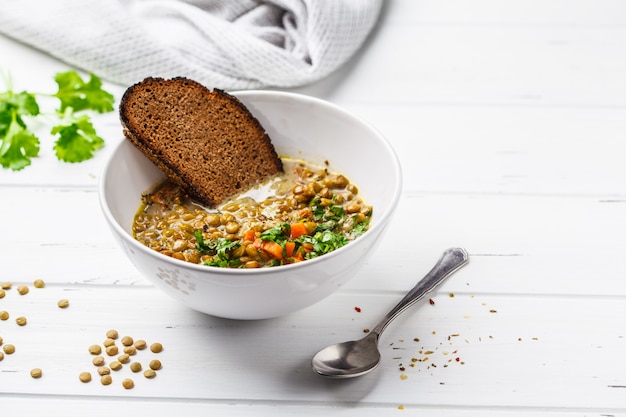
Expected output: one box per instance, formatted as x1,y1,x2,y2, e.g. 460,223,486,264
132,159,372,268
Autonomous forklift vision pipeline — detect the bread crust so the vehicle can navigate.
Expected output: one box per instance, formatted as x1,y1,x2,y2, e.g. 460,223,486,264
119,77,283,207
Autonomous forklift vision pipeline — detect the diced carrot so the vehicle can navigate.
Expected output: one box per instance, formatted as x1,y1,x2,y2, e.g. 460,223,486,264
243,229,256,242
290,222,309,239
285,241,296,258
260,240,283,260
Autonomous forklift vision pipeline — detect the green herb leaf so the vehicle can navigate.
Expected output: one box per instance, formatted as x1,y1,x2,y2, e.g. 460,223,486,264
51,114,104,162
53,71,114,113
0,91,41,170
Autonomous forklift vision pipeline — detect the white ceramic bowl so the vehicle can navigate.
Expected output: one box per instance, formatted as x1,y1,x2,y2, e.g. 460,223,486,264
99,90,402,319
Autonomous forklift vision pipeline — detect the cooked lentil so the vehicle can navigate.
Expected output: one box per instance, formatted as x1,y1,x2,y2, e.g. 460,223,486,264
133,159,372,268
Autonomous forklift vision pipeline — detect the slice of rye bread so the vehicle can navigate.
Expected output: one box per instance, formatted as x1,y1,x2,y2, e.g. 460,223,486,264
119,77,283,207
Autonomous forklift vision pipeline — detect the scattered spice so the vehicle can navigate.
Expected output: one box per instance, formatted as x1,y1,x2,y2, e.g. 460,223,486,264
354,306,361,313
429,298,435,305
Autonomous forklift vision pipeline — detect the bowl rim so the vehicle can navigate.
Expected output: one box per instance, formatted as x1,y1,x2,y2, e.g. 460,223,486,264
98,90,403,276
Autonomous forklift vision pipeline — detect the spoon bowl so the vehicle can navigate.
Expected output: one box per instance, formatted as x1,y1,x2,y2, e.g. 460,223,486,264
312,247,469,378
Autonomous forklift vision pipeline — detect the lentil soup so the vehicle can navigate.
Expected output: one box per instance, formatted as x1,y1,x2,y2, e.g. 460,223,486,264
132,159,372,268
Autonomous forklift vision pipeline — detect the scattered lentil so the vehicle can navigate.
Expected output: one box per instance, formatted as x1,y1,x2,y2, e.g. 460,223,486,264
109,360,122,371
79,372,92,383
0,351,4,361
30,368,43,378
33,279,45,288
88,344,102,355
0,311,9,320
143,369,156,379
105,345,119,356
17,285,29,295
0,289,5,298
106,329,119,339
1,282,11,290
100,375,113,385
134,339,147,350
117,354,130,364
129,362,142,373
0,336,3,345
149,342,163,353
57,299,69,308
15,316,27,326
149,359,162,370
122,378,134,389
92,356,105,366
123,345,137,355
103,338,116,347
97,366,111,376
121,336,134,346
3,344,15,354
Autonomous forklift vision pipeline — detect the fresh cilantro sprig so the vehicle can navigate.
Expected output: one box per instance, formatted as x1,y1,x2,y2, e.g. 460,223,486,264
0,70,114,170
194,230,241,268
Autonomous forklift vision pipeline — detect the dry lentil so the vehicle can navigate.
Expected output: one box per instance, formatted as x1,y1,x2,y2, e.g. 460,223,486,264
106,329,119,339
0,336,2,345
92,356,105,366
105,345,119,356
121,336,134,346
122,378,134,389
150,342,163,353
117,354,130,364
143,369,157,379
57,299,69,308
79,372,92,383
30,368,43,378
97,366,111,376
134,339,147,350
149,359,162,370
129,362,142,373
3,344,16,354
109,360,122,371
88,344,102,355
33,279,45,288
103,338,115,347
0,311,9,320
0,289,5,298
15,316,27,326
17,285,29,295
1,282,11,290
100,375,113,385
0,351,4,361
123,345,137,355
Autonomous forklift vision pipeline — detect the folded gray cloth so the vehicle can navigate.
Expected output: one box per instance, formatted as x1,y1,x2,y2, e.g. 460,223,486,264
0,0,384,89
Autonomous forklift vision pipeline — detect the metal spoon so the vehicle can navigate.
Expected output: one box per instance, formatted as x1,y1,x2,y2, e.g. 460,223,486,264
311,247,469,378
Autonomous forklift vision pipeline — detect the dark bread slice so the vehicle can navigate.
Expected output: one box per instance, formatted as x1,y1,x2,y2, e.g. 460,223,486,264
119,77,283,207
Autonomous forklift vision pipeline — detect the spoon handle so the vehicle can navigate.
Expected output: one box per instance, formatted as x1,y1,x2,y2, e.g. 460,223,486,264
371,247,469,336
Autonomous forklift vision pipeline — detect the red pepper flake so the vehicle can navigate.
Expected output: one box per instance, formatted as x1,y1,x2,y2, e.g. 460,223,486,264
429,298,435,305
354,306,361,313
455,357,460,362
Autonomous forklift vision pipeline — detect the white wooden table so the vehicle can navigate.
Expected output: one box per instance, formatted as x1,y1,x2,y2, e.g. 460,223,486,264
2,1,626,415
